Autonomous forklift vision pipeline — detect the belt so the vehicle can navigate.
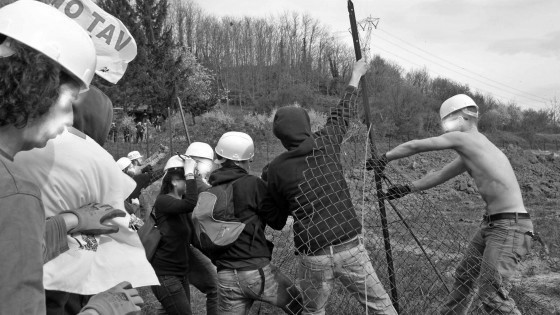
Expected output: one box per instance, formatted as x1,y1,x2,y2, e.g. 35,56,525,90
309,237,360,256
483,212,530,223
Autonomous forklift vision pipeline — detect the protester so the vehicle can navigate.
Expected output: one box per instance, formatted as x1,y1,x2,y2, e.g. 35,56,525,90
135,120,144,143
128,150,144,167
184,141,219,314
0,1,145,313
123,124,131,143
209,132,302,315
109,122,117,142
150,154,199,314
117,155,166,203
155,114,163,132
186,141,217,188
375,94,534,315
14,52,158,315
266,60,396,315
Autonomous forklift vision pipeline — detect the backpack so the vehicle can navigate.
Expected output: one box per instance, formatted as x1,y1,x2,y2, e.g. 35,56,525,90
191,176,258,260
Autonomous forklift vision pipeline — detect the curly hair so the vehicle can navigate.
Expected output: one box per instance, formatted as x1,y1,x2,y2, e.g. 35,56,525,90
0,38,63,128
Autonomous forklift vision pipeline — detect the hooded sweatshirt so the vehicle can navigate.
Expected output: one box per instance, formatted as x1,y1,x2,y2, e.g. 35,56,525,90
267,86,362,254
208,162,286,271
72,85,113,146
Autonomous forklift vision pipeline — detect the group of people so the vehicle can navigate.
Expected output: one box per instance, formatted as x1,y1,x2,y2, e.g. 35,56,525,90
0,1,536,315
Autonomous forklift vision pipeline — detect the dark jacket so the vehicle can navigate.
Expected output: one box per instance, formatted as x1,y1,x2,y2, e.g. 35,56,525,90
72,85,113,146
151,179,198,276
267,86,362,254
208,162,285,271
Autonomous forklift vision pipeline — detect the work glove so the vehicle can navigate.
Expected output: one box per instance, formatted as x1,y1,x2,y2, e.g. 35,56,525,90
365,153,388,173
60,203,126,235
385,184,412,200
78,281,143,315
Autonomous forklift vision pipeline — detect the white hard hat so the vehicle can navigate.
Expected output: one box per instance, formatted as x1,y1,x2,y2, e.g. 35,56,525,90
215,132,254,161
185,142,214,160
164,155,185,172
0,0,96,92
127,151,143,161
440,94,478,120
116,157,132,171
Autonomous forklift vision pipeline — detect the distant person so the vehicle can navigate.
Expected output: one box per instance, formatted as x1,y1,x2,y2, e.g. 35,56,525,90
155,114,163,132
122,124,131,143
266,60,397,315
377,94,534,315
135,121,144,143
109,123,117,142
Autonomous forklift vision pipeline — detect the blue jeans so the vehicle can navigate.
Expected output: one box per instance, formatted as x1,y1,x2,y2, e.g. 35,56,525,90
298,239,397,315
153,246,218,315
152,274,191,315
440,218,533,315
217,264,303,315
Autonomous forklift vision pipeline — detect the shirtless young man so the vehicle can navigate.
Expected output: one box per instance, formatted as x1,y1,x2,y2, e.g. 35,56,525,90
371,94,533,314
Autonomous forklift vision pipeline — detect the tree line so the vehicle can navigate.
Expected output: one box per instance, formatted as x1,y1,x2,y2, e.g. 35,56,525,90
66,0,560,137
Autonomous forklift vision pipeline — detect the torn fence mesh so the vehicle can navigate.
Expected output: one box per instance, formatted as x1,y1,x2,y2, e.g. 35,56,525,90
260,89,551,314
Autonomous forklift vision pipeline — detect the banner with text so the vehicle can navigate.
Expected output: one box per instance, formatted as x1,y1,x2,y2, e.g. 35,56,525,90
51,0,137,83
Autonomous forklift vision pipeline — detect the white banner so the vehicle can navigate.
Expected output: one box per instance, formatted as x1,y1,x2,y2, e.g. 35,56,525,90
15,128,158,294
51,0,137,83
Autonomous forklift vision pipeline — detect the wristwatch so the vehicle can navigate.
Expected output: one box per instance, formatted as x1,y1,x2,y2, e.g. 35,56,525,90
185,173,195,179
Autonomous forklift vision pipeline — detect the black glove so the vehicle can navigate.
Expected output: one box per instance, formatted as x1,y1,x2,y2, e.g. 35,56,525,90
141,164,153,173
60,203,126,235
366,153,388,173
79,281,143,315
385,185,412,200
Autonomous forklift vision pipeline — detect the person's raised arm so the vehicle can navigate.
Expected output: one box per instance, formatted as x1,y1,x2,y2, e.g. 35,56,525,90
322,59,369,144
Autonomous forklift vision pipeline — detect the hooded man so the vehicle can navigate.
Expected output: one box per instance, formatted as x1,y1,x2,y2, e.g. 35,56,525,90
265,60,397,315
376,94,534,315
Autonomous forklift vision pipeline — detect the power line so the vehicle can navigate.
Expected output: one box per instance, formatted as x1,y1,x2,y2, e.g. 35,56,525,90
377,29,549,102
372,45,545,110
372,34,547,104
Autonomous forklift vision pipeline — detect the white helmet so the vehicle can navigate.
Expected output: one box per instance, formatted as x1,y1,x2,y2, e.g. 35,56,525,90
127,151,143,161
116,157,132,171
0,0,96,91
185,142,214,160
215,132,254,161
440,94,478,120
164,155,185,172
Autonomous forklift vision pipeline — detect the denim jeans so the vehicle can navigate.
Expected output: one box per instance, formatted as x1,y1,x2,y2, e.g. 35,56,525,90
440,218,533,315
298,239,397,315
217,263,303,315
152,274,191,315
188,245,218,315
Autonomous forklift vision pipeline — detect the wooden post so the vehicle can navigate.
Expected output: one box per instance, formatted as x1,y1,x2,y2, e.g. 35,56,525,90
168,107,173,154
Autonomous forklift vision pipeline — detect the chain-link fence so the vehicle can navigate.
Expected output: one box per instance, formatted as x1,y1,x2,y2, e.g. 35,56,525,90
255,88,555,315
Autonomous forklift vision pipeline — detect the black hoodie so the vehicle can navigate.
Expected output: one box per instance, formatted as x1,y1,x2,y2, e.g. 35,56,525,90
208,162,286,271
267,86,362,254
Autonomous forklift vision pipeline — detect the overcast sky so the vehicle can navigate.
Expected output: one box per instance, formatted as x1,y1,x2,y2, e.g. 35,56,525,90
196,0,559,111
